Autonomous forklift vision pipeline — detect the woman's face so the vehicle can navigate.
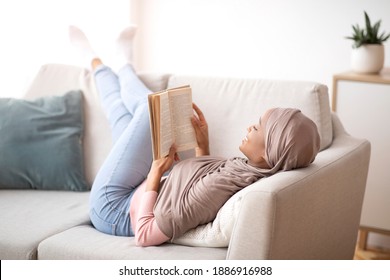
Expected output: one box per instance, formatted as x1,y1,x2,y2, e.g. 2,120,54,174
239,110,271,169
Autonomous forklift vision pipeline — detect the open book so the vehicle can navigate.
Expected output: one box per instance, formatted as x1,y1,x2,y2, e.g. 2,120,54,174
148,85,197,160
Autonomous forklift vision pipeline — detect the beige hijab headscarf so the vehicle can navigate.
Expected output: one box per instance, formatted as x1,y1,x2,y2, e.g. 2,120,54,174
264,108,320,173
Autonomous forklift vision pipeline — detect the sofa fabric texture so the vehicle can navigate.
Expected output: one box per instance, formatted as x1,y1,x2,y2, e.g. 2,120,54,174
0,189,89,260
0,64,370,260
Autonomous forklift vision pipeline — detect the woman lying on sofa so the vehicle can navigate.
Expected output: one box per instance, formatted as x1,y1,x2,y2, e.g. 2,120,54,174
69,26,320,247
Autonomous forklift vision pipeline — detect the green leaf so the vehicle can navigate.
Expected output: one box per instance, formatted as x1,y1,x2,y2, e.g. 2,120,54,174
373,21,381,36
379,32,390,42
364,11,372,29
346,11,389,46
352,24,359,35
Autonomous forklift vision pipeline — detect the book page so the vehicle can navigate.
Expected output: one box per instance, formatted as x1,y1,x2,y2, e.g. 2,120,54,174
169,87,197,152
159,92,173,158
148,85,197,160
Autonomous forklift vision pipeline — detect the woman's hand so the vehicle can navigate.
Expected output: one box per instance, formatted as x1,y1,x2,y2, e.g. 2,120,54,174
150,145,178,177
191,103,210,157
146,145,178,192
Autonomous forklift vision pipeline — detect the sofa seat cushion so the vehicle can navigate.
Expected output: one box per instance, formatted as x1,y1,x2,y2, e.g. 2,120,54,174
0,190,89,259
37,225,227,260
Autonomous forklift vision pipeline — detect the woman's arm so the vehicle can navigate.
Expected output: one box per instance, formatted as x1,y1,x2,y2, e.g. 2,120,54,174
135,191,169,246
191,103,210,157
135,146,177,246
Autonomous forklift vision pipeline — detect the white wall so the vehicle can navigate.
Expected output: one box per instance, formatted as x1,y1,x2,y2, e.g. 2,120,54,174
131,0,390,98
3,0,388,98
0,0,131,98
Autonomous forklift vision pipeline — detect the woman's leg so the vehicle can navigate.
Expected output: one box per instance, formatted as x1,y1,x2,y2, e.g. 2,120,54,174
70,26,153,236
90,99,152,237
69,26,132,142
92,63,153,186
93,63,134,142
116,26,151,114
90,61,153,236
89,63,153,237
118,64,151,115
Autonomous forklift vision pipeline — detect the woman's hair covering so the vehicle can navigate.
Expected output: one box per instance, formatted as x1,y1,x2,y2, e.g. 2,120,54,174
265,108,320,172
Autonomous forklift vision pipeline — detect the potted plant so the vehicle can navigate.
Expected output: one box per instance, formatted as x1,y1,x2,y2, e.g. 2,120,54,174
346,11,390,73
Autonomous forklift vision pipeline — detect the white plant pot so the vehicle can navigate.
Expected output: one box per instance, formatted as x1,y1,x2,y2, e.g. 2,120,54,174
351,44,385,74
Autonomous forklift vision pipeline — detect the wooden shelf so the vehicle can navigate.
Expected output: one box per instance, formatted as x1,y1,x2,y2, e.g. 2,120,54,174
332,67,390,111
354,227,390,259
333,68,390,84
354,247,390,260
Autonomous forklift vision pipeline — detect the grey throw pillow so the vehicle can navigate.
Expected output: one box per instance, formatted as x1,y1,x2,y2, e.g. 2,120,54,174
0,90,88,191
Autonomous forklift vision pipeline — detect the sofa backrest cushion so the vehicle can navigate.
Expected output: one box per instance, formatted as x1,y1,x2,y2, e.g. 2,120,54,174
24,64,110,187
168,75,332,159
24,64,332,186
24,64,170,187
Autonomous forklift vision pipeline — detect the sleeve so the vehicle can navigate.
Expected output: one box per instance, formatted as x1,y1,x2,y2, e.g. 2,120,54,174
135,191,170,247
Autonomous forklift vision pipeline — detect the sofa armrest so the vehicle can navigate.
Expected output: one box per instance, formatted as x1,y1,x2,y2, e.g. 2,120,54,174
226,127,370,259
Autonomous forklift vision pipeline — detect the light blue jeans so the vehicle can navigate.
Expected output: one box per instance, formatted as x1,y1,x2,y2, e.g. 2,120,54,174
89,64,152,236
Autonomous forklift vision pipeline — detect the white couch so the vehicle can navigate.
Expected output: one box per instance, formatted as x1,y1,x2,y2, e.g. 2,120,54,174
0,64,370,260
